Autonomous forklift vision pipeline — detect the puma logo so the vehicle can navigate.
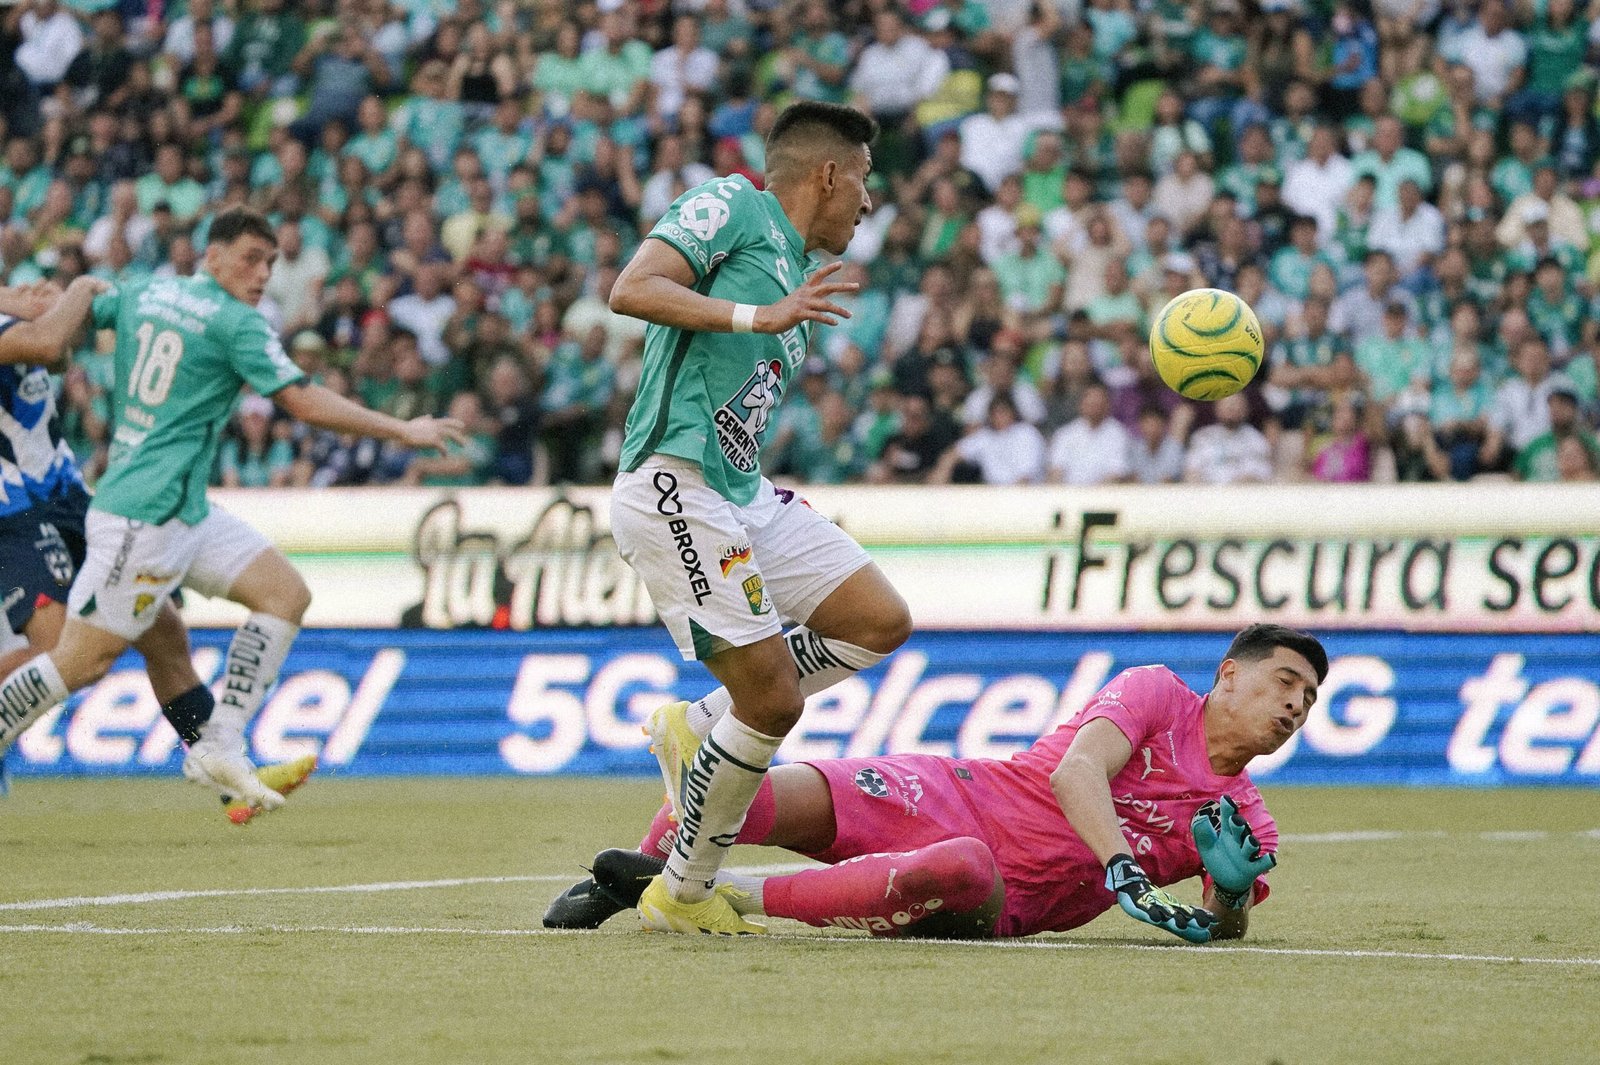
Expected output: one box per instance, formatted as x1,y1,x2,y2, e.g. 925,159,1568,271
1140,747,1165,780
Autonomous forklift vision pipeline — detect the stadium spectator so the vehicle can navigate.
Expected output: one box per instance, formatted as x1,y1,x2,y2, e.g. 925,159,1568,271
1129,404,1189,485
1428,347,1495,481
1331,250,1410,346
1184,392,1274,484
1515,386,1600,482
1485,337,1572,470
388,262,457,368
219,394,295,489
164,0,235,68
264,219,331,336
541,323,616,485
868,392,960,485
960,333,1046,428
483,355,540,487
1367,179,1446,280
1556,433,1600,481
1047,382,1133,486
849,9,948,128
1354,300,1436,410
1449,0,1526,110
1497,161,1586,251
933,394,1046,486
1303,394,1372,483
9,0,83,91
960,73,1044,195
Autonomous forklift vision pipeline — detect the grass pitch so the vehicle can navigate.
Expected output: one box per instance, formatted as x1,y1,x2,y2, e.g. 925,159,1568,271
3,778,1598,1065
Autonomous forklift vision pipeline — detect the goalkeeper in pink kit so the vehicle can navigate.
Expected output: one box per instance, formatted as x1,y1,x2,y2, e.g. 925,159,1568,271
546,625,1327,942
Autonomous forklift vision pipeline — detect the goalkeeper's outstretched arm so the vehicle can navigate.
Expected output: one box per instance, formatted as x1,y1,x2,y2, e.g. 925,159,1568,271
1051,719,1216,943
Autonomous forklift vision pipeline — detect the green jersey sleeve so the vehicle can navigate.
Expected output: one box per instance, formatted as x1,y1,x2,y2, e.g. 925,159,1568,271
231,311,306,397
91,286,123,329
646,176,767,283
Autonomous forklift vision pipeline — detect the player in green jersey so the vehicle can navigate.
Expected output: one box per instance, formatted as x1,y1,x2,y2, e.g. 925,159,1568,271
0,208,465,817
602,102,912,935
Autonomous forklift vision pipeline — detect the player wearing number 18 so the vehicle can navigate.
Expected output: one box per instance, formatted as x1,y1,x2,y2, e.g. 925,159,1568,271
1149,288,1264,401
0,208,467,818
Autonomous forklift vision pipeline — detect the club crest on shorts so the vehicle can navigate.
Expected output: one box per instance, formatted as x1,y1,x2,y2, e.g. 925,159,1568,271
741,573,770,615
133,593,156,618
853,767,890,798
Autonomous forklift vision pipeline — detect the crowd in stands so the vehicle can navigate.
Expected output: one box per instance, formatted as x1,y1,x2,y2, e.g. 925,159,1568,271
5,0,1600,489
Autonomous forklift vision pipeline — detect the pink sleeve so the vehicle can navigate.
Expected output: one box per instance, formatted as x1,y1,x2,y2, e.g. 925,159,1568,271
1076,666,1180,751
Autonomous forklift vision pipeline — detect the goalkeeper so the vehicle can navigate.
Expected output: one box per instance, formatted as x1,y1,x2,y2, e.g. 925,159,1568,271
546,624,1325,942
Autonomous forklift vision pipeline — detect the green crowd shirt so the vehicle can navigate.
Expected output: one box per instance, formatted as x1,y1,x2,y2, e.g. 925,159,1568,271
619,175,816,505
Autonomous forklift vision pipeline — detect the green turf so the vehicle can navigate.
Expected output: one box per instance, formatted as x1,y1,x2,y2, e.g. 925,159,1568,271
3,779,1598,1065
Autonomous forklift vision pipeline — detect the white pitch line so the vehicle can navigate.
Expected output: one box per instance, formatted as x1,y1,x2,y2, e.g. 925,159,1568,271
0,863,815,913
1279,830,1414,843
0,876,559,912
0,830,1593,914
1,922,1597,968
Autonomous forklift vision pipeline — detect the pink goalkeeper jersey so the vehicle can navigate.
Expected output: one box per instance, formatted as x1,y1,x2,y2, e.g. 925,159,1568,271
966,664,1277,936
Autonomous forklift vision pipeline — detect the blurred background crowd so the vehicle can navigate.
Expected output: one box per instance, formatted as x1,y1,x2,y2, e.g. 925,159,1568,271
4,0,1600,489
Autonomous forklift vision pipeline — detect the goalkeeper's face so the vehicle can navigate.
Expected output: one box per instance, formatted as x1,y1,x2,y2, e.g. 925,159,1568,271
1227,648,1320,755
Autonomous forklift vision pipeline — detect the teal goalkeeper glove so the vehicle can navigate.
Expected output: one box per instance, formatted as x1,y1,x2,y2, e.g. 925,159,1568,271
1104,853,1214,944
1192,795,1276,909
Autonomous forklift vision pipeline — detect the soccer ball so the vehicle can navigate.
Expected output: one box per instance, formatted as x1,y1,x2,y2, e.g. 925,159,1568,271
1148,288,1264,401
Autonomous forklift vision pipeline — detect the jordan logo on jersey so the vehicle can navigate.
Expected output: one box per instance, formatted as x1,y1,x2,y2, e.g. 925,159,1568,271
714,359,783,472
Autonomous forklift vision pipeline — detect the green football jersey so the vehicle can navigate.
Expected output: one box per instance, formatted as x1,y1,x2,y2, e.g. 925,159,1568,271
90,272,305,526
619,175,816,505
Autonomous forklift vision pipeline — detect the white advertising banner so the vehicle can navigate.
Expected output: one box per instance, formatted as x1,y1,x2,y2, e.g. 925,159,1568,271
190,483,1600,633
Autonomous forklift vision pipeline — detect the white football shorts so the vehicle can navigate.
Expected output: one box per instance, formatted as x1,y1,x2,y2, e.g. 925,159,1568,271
67,505,273,641
611,455,871,661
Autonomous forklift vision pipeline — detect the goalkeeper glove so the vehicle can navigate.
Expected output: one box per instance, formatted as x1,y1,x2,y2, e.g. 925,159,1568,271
1192,795,1276,910
1104,853,1214,944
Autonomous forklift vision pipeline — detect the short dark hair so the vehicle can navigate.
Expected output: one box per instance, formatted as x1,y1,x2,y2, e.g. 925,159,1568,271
766,101,878,171
209,206,277,248
1224,624,1329,683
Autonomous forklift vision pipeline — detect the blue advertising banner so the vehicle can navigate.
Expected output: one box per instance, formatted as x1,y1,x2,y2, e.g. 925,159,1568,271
10,629,1600,786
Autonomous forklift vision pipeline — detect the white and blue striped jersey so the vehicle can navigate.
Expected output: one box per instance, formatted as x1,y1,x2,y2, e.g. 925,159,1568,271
0,313,85,519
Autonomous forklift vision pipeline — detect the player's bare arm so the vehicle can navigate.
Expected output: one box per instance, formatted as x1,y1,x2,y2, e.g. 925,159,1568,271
1049,717,1137,864
610,239,858,334
0,277,109,365
272,381,468,452
1053,715,1216,943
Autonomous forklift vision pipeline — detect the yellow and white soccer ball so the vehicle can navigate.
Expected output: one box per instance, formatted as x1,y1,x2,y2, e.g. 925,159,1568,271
1148,288,1264,401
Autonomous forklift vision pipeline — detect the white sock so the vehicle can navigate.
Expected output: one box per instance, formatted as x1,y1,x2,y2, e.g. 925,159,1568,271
716,870,767,916
664,714,782,902
684,627,887,739
207,613,299,741
0,654,67,752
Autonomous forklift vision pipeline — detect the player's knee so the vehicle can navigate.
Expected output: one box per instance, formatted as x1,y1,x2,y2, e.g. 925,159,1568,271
281,576,312,623
741,690,805,735
919,837,999,910
56,644,120,690
855,593,912,655
260,572,311,623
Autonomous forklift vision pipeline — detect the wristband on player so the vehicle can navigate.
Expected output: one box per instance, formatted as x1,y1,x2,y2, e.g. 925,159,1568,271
1210,883,1250,910
730,303,758,333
